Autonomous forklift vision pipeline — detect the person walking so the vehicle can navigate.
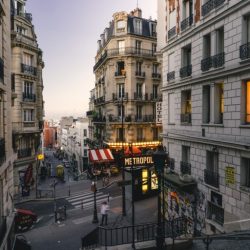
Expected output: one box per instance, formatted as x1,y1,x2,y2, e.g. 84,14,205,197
100,201,109,226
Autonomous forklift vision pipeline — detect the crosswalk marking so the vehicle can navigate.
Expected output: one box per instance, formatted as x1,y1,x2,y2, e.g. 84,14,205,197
66,191,111,210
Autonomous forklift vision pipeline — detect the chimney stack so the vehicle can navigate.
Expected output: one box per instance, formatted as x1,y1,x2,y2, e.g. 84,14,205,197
133,8,142,18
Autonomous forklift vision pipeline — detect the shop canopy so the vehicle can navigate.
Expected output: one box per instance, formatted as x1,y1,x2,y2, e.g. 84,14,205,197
89,149,114,163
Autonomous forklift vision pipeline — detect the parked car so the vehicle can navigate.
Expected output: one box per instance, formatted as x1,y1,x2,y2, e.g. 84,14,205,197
15,209,37,232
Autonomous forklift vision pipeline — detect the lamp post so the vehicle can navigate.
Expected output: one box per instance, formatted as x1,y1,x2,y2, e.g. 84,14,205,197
92,178,99,223
152,145,168,249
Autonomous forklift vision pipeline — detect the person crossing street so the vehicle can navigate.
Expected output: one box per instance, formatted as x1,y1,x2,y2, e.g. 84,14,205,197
100,201,109,226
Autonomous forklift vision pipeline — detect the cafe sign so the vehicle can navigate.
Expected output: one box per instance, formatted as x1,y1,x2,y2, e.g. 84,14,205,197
124,156,154,166
225,166,235,185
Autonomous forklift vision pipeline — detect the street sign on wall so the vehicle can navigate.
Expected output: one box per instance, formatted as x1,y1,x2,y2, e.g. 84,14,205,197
156,102,162,124
225,166,235,185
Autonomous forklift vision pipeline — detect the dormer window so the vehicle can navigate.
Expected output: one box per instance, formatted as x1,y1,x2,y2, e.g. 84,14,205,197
117,20,125,32
134,18,142,35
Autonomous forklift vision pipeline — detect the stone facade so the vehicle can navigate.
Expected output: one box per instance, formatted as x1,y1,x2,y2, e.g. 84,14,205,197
158,0,250,234
11,0,44,195
88,8,162,149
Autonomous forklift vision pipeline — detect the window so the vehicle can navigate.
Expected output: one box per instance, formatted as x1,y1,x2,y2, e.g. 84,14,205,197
182,0,192,19
117,20,125,31
118,104,124,118
182,45,191,67
83,139,87,146
118,84,124,98
134,18,142,34
169,9,176,29
202,85,211,123
216,28,224,54
17,25,27,35
136,83,142,98
83,129,87,137
203,34,211,58
118,40,125,54
23,53,33,66
150,22,156,36
117,128,124,141
23,81,33,95
168,93,176,124
116,61,125,76
23,109,34,122
135,40,141,54
137,128,143,141
136,105,142,120
182,146,190,163
152,85,158,99
241,158,250,187
153,64,158,74
214,83,224,124
181,90,192,123
84,149,88,157
152,128,158,140
243,15,250,44
136,61,142,75
246,80,250,123
152,43,157,54
206,151,218,173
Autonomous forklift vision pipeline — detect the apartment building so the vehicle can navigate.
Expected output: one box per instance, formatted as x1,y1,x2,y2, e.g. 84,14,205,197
88,8,162,150
0,0,16,249
11,0,44,196
158,0,250,234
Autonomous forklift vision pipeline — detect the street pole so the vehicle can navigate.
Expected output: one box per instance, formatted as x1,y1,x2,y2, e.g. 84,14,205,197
121,94,126,216
92,179,99,223
54,177,57,222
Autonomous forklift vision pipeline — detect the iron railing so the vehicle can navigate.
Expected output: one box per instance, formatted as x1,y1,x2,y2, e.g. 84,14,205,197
86,110,94,116
180,161,191,175
180,65,192,78
21,64,37,76
94,96,105,105
167,71,175,81
207,201,224,226
150,93,162,101
180,113,192,124
181,15,193,31
17,148,32,158
204,169,219,188
92,116,106,123
23,93,36,102
213,52,225,68
0,57,3,82
201,57,213,71
135,71,145,77
0,138,5,166
240,43,250,60
81,227,99,250
168,158,175,171
152,73,161,79
112,92,128,101
0,217,7,245
134,92,148,101
16,11,32,22
202,0,225,16
168,26,176,39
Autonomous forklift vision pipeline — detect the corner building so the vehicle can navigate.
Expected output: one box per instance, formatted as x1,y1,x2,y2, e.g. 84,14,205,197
89,8,162,150
11,0,44,195
158,0,250,234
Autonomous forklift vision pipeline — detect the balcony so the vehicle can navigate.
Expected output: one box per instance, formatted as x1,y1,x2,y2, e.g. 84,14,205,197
167,71,175,81
181,15,193,31
201,57,212,72
21,64,37,76
135,71,145,78
18,148,32,159
23,93,36,102
112,93,128,101
94,96,105,105
180,65,192,78
152,73,161,79
135,115,155,123
0,217,7,244
213,52,225,68
86,110,94,116
92,116,106,123
180,113,192,124
202,0,225,16
39,121,44,131
0,57,3,82
134,92,149,101
240,43,250,60
168,26,176,40
115,70,126,77
150,93,162,101
207,201,224,226
204,169,219,188
0,138,5,166
93,50,107,71
180,161,191,175
16,11,32,22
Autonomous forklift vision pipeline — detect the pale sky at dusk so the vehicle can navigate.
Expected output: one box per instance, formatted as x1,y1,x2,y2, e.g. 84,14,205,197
26,0,157,119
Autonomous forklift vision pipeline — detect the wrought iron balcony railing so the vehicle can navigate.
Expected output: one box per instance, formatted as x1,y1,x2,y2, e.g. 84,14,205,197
21,64,37,76
201,56,213,71
180,161,191,175
150,93,162,101
17,148,32,159
204,168,219,188
135,71,145,77
94,96,105,105
167,71,175,81
0,138,5,166
180,64,192,78
16,11,32,22
115,71,126,77
180,113,192,124
23,93,36,102
240,43,250,60
92,116,106,123
212,52,225,68
86,110,94,116
134,92,149,101
112,92,128,101
181,15,193,31
0,57,3,82
168,26,176,39
202,0,225,16
207,201,224,226
152,73,161,79
0,217,7,244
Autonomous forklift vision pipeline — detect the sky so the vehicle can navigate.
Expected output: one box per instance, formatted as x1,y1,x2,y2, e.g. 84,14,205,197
26,0,157,120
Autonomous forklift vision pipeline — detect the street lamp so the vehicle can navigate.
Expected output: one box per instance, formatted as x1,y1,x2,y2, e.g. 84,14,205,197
91,179,99,223
152,145,168,249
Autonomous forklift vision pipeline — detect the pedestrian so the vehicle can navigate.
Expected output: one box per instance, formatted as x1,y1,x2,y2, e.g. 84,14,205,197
100,201,109,226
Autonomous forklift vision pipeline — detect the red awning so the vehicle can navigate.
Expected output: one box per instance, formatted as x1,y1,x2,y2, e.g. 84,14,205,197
89,149,114,162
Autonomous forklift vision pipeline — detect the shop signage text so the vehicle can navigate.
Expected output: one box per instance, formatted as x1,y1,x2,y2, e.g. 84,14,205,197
124,156,154,166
